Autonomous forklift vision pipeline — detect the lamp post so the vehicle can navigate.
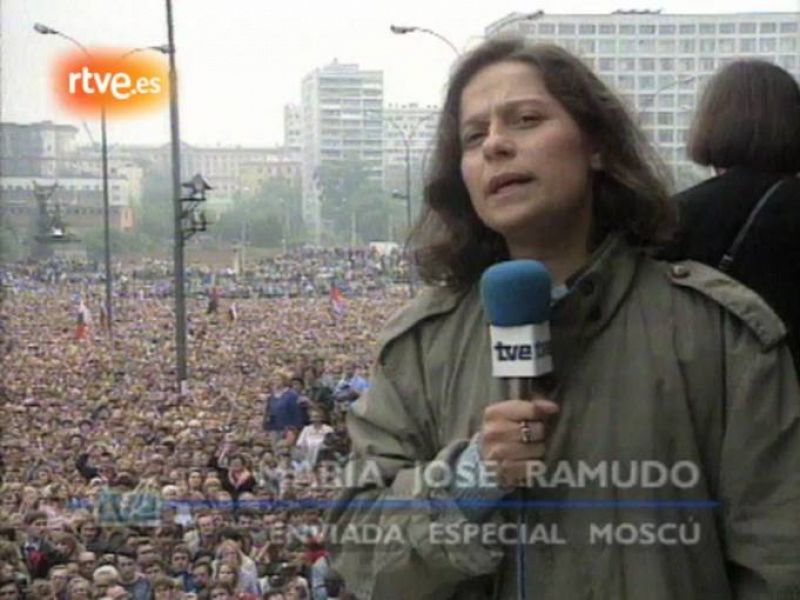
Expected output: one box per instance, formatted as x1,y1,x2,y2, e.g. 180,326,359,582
163,0,190,393
34,23,114,334
34,25,170,336
389,24,460,56
387,115,434,296
638,76,697,115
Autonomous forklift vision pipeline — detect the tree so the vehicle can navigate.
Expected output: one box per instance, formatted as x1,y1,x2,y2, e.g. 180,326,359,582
81,227,154,261
0,224,27,262
212,177,303,249
136,168,174,242
317,160,394,244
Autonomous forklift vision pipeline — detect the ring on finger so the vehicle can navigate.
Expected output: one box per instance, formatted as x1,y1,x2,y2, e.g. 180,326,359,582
519,420,536,444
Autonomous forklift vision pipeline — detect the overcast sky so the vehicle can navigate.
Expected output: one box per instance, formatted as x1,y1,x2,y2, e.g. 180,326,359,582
2,0,798,148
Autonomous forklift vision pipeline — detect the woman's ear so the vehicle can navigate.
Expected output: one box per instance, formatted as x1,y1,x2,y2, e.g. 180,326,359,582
590,152,603,171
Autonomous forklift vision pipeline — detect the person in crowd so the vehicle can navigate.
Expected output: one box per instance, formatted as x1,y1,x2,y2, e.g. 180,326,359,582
330,365,367,406
75,522,103,554
327,37,800,599
294,410,334,472
114,551,150,600
211,542,258,598
64,577,91,600
263,373,304,444
28,578,56,600
47,566,70,600
0,577,22,600
149,575,178,600
168,545,197,593
91,565,120,599
190,560,211,594
212,562,257,600
20,511,64,580
666,58,800,371
183,512,217,558
207,582,233,600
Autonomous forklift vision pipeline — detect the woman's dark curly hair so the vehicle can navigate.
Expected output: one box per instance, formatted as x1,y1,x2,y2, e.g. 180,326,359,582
409,36,676,291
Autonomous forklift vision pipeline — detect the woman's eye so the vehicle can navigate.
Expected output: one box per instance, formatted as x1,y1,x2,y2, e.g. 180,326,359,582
518,113,541,124
462,131,485,146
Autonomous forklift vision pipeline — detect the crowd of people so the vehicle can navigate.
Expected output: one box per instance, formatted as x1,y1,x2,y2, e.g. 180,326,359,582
0,251,409,600
4,247,410,302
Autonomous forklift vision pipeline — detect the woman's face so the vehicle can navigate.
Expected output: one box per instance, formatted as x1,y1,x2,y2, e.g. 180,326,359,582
53,539,71,556
219,546,238,563
459,60,598,251
68,580,89,600
80,522,99,540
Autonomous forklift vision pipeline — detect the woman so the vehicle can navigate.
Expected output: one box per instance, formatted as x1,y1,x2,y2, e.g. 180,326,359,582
212,542,259,598
327,38,800,599
64,577,91,600
294,409,334,471
668,59,800,371
49,531,83,563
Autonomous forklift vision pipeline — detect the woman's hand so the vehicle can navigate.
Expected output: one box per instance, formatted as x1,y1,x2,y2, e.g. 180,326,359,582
479,398,560,489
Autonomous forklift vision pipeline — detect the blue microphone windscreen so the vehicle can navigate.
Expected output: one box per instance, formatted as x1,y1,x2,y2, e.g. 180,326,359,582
480,260,552,326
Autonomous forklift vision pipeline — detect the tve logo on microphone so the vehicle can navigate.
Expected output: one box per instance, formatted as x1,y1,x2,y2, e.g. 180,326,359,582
490,324,553,378
493,340,551,362
52,48,169,117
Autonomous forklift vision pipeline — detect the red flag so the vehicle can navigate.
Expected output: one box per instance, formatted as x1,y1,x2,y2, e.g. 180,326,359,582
330,285,346,318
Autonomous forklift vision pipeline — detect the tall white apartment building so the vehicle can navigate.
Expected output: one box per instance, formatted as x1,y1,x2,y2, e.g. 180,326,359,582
283,104,303,161
300,60,383,243
383,103,439,197
487,11,800,180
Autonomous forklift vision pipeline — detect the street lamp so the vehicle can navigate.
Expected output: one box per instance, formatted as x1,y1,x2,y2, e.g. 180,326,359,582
386,114,434,296
390,24,460,56
34,22,115,334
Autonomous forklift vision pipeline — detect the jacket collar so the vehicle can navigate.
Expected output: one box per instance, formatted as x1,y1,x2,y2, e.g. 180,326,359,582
551,233,640,367
377,234,640,364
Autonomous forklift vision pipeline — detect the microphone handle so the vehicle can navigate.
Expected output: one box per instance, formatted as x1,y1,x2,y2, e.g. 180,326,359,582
504,378,536,401
503,374,555,600
503,375,555,401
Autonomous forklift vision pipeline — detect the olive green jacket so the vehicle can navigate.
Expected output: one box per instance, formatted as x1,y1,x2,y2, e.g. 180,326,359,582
327,236,800,600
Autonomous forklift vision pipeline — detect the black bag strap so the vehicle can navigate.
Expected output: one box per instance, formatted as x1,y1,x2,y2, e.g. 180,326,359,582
718,178,786,273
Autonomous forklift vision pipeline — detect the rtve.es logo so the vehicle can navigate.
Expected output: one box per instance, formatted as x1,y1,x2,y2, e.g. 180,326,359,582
53,48,169,117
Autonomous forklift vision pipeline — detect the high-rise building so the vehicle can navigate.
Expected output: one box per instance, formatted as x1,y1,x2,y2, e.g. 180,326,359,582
300,60,383,243
383,103,439,198
487,11,800,181
284,104,303,161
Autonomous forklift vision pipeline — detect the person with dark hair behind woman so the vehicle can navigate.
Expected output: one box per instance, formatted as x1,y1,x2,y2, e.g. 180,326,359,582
327,37,800,599
667,59,800,371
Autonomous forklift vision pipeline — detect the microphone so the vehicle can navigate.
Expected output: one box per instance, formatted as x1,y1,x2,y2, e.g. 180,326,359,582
480,262,554,600
480,260,553,400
